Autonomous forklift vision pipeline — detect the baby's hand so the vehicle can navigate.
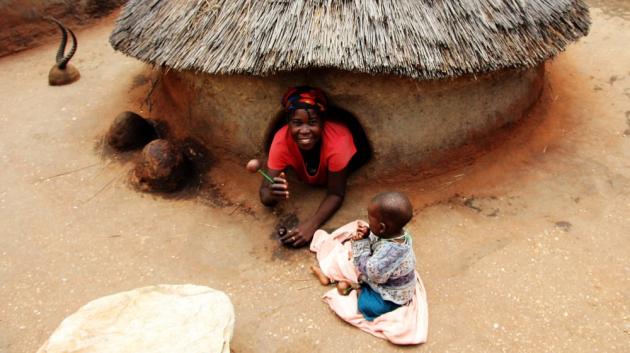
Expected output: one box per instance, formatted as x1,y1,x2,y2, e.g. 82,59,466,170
352,224,370,241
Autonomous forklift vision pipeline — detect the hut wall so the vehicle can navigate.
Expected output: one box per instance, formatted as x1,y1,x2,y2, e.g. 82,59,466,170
152,65,544,178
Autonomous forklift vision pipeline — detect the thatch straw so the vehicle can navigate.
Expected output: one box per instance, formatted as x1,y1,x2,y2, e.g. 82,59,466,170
110,0,590,80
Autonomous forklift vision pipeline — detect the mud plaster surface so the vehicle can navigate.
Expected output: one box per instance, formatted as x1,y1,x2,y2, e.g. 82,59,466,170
0,5,629,353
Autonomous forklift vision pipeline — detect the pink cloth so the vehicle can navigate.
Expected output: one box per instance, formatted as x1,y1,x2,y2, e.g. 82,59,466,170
310,220,429,345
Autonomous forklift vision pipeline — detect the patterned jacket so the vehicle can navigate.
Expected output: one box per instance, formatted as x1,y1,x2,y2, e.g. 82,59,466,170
352,230,416,305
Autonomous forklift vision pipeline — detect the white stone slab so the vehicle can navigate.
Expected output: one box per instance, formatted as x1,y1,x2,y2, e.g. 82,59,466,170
37,284,234,353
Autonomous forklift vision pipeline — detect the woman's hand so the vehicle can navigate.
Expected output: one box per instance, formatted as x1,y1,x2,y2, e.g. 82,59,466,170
260,170,289,206
352,223,370,241
280,221,317,247
269,172,289,200
279,170,349,248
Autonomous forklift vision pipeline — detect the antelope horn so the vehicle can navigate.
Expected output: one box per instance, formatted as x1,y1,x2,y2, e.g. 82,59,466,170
46,17,67,65
57,27,77,69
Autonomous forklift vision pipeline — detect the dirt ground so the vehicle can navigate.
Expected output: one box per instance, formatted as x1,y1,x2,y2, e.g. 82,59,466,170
0,3,629,353
0,0,124,58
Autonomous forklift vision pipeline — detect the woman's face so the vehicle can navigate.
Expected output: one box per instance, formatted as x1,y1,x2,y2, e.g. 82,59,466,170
289,108,323,151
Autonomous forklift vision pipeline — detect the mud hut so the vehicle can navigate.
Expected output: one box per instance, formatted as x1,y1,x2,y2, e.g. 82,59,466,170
110,0,590,178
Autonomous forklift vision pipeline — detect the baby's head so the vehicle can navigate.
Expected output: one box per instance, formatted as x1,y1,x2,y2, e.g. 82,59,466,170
367,192,413,238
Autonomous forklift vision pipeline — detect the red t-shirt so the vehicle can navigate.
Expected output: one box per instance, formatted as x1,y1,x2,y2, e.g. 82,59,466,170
268,121,357,185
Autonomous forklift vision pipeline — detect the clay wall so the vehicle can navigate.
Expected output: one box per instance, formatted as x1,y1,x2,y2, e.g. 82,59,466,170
150,65,544,179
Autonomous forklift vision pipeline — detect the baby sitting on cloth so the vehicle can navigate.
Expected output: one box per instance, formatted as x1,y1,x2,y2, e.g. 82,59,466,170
312,192,416,319
309,192,428,344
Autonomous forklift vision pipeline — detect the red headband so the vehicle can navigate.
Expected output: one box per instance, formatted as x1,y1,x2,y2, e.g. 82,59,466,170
281,86,327,112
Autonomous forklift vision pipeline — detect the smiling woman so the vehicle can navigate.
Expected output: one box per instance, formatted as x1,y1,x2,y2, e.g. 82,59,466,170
259,86,357,247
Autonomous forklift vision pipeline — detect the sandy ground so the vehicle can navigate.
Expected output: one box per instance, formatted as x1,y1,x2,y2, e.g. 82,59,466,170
0,0,124,58
0,3,629,353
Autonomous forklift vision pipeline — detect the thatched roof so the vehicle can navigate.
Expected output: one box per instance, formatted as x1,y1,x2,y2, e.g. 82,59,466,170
110,0,590,80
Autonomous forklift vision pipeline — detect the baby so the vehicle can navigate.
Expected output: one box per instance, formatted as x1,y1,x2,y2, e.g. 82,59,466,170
312,192,416,321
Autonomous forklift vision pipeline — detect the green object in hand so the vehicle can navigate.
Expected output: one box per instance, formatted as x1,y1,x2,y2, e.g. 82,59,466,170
257,169,275,183
246,159,276,184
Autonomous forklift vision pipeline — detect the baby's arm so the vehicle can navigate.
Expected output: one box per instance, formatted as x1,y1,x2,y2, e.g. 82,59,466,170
350,223,370,241
351,236,372,279
342,222,369,244
353,242,407,284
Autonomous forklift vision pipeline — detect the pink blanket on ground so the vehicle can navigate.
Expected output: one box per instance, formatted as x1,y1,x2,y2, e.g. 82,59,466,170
310,220,429,345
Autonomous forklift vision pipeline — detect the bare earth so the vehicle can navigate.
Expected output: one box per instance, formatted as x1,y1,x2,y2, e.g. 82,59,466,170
0,5,629,353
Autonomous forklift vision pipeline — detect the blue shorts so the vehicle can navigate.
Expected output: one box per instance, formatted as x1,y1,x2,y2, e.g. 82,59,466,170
357,284,401,321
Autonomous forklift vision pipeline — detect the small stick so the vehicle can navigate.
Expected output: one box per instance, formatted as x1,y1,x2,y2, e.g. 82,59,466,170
83,172,124,204
144,74,161,112
257,169,275,183
36,162,100,183
297,285,315,291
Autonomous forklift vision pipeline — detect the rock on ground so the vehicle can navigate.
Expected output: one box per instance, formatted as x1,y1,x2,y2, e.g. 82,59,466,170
131,139,188,192
36,285,234,353
106,111,157,151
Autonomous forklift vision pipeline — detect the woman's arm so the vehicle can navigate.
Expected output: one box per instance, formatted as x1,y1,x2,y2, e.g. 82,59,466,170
281,168,348,247
259,168,289,206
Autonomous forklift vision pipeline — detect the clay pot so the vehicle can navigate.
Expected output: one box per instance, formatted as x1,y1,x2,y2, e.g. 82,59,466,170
106,111,157,151
131,139,188,192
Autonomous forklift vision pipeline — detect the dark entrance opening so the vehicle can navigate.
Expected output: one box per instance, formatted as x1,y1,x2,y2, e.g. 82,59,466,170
263,106,372,172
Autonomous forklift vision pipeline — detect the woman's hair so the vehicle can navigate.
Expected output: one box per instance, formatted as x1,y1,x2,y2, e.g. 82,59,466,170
281,86,328,115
